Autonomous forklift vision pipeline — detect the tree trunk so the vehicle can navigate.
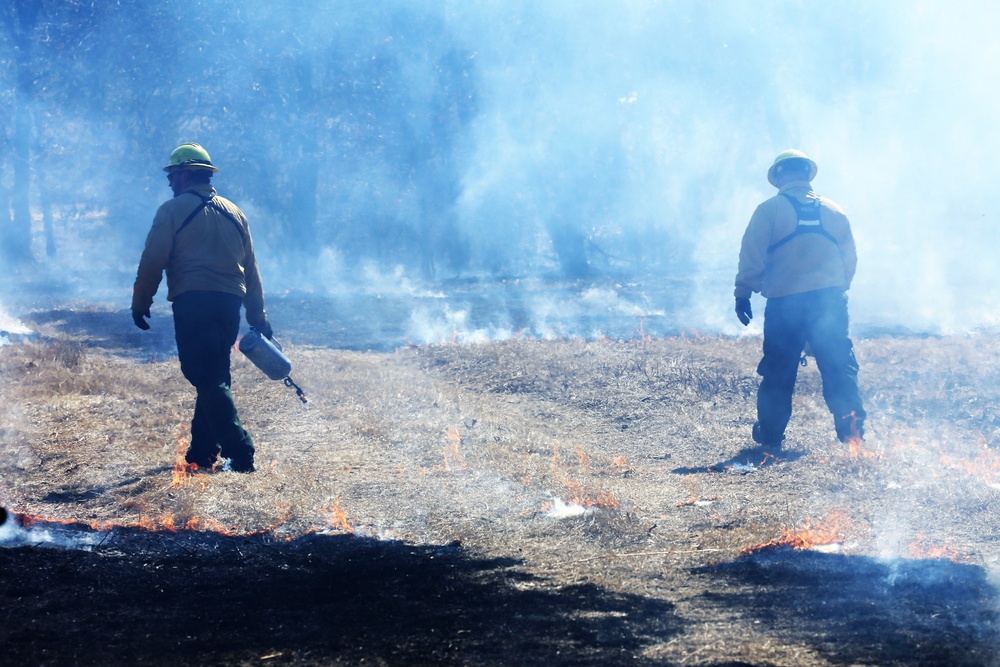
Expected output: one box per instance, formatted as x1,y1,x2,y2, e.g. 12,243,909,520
41,190,54,258
9,82,34,263
3,0,43,264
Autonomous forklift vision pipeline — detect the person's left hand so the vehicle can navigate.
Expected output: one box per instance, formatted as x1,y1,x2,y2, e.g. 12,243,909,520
132,308,151,330
254,319,274,340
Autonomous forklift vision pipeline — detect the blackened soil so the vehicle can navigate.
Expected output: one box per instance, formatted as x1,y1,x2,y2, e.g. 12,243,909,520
0,528,680,667
696,550,999,667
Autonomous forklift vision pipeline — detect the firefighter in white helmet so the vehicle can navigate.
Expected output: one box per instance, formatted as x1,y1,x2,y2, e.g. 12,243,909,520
734,149,866,447
132,143,273,473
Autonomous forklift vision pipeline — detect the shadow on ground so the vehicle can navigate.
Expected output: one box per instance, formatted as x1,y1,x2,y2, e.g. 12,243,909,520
695,548,1000,666
672,445,807,475
19,299,410,356
22,306,178,359
0,527,681,666
16,278,689,356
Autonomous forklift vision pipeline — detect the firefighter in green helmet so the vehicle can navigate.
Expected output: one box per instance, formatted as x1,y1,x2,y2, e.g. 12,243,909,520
131,143,273,473
734,149,866,447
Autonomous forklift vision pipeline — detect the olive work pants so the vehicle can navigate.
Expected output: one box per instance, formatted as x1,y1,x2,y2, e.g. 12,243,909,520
756,287,866,444
172,291,254,467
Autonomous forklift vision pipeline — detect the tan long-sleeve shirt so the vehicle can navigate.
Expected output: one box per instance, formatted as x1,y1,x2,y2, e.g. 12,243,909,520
131,183,267,327
734,180,857,300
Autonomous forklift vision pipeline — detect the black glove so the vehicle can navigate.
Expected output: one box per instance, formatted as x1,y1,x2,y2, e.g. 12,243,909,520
254,319,274,340
735,297,752,326
132,308,151,331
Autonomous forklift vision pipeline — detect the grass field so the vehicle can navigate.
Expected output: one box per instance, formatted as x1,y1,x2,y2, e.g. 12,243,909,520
1,304,998,665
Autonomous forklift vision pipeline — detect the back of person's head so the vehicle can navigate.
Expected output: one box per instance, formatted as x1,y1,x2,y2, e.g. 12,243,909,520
163,142,220,174
774,158,811,180
767,149,817,186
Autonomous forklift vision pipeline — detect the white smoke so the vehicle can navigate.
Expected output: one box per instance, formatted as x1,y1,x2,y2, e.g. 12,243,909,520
442,0,1000,336
403,280,666,345
0,303,32,346
9,1,1000,343
0,513,102,551
545,497,593,519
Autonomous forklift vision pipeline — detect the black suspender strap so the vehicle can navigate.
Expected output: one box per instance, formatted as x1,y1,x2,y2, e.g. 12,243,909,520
175,195,246,238
207,198,246,238
175,198,211,235
780,192,821,221
766,193,837,254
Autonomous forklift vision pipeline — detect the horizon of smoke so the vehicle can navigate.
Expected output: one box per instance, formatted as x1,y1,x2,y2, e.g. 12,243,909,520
5,2,1000,341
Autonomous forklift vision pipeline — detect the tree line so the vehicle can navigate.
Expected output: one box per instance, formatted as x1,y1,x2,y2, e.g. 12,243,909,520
0,1,490,280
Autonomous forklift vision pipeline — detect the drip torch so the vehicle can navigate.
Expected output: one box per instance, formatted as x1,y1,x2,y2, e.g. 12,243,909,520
238,328,308,403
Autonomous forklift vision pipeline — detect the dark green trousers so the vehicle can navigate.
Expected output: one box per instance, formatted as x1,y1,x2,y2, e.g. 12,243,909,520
172,291,254,468
756,287,866,444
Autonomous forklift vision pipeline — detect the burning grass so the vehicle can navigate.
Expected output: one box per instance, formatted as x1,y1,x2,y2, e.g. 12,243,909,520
1,314,999,665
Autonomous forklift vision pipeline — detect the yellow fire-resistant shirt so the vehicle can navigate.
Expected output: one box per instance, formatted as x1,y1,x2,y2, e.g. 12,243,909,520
734,180,857,300
131,183,267,327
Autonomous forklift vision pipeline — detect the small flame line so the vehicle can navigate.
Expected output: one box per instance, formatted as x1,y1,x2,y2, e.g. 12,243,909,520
742,509,851,555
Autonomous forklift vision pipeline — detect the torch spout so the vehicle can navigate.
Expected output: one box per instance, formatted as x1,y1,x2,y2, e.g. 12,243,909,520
283,376,308,403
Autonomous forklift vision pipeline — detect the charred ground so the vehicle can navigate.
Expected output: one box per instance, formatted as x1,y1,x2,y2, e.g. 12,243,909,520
1,299,999,666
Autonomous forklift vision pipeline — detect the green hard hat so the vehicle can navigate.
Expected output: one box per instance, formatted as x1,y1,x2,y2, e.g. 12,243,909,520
767,149,817,186
163,142,219,173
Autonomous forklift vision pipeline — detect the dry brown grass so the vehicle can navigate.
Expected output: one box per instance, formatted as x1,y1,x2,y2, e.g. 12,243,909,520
1,324,999,665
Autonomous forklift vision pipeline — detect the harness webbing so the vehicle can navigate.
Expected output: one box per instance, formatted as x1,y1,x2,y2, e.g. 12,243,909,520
766,193,837,254
175,195,245,238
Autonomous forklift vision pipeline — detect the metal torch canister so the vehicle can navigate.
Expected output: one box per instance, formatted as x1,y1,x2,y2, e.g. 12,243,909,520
239,329,292,380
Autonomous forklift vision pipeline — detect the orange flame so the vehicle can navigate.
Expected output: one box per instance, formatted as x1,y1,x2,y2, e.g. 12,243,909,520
908,532,968,562
681,328,706,342
939,434,1000,485
610,455,633,475
542,445,622,510
742,508,851,554
323,497,353,533
171,424,197,487
561,477,622,510
841,411,877,458
846,436,878,459
443,425,466,471
632,318,653,342
14,510,241,536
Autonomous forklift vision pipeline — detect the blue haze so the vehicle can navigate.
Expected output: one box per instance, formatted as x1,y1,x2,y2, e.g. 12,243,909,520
0,1,997,341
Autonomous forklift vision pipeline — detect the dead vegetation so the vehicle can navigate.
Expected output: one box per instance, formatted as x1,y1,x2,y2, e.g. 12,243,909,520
1,307,999,666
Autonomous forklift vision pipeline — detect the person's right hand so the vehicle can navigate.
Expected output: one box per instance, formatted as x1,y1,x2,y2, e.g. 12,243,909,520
735,298,752,326
132,308,151,331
